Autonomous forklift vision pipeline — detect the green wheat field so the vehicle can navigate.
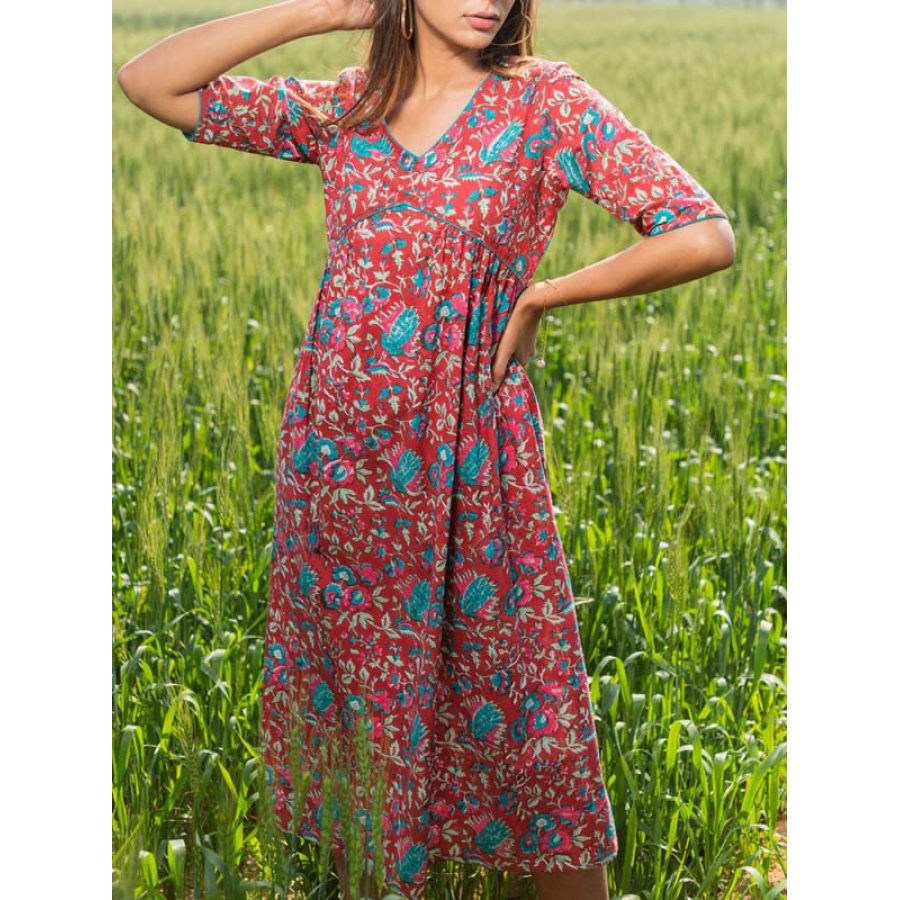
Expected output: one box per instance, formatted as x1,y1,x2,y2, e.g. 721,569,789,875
112,2,786,898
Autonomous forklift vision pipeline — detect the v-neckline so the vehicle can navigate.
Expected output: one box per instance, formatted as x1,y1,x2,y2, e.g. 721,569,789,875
380,70,495,162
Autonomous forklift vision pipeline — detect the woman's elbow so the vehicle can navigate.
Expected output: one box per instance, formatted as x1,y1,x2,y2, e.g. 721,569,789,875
116,64,143,103
116,62,158,108
703,217,736,271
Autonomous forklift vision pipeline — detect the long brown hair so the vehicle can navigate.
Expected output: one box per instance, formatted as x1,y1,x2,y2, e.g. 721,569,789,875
310,0,540,130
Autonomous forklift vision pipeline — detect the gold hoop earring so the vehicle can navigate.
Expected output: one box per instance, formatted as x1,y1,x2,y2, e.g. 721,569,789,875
400,0,414,41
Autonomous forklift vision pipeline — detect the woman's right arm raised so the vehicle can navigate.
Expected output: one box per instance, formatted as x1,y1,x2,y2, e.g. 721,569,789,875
116,0,374,134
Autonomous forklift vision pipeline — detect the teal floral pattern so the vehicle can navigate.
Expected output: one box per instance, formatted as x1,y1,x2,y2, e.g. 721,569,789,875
183,56,727,899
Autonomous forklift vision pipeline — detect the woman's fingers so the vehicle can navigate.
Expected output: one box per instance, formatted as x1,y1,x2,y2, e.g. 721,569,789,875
491,357,507,393
491,280,546,392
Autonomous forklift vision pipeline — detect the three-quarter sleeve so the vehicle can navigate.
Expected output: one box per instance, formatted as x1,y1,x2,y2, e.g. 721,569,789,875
181,65,365,166
539,61,728,237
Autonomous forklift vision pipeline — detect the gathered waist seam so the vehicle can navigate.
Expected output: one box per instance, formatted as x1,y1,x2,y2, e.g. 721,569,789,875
331,202,526,287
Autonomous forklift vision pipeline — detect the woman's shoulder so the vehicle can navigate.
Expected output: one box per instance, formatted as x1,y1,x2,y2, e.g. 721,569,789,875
525,57,583,86
298,64,369,118
334,64,369,96
495,56,587,100
285,65,368,111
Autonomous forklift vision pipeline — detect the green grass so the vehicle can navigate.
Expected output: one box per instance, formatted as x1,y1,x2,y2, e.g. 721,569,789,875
112,3,786,898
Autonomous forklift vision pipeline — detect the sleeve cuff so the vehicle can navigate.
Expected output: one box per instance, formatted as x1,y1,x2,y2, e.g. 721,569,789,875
648,211,729,237
181,87,203,141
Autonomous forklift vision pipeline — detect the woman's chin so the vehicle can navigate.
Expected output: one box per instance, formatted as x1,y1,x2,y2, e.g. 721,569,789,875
455,34,496,53
446,23,499,51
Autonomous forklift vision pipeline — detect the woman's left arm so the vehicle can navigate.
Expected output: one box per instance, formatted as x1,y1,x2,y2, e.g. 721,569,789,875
491,63,735,389
533,213,734,311
491,218,734,391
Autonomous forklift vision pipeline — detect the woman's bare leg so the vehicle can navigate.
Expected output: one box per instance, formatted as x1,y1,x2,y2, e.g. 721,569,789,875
331,848,396,899
530,863,610,900
331,847,351,897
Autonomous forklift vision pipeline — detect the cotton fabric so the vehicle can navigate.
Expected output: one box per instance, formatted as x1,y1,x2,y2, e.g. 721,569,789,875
183,56,726,898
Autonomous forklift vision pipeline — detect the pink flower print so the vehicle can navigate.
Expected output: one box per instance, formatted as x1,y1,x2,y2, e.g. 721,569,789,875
538,681,565,704
355,562,383,585
304,452,323,478
449,291,468,318
498,443,517,476
520,831,540,854
289,427,306,454
368,690,392,713
322,582,343,609
337,433,365,456
509,575,535,611
553,805,579,825
340,584,373,611
442,321,463,352
430,800,453,822
327,320,348,351
323,457,357,487
539,828,572,852
491,667,511,695
513,550,543,577
528,706,559,737
342,297,364,323
268,660,288,686
348,649,366,669
504,417,527,444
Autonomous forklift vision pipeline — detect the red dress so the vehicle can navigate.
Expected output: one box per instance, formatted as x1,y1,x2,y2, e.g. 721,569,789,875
183,57,726,897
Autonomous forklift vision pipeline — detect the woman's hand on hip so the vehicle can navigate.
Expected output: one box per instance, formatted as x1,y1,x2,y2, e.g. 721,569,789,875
490,281,550,393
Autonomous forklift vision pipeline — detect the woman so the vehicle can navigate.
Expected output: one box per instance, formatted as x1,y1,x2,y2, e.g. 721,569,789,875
117,1,734,898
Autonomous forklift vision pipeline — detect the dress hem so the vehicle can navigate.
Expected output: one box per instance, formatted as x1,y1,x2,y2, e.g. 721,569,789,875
272,815,617,898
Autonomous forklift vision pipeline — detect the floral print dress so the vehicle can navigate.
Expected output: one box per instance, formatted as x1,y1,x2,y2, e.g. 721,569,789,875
182,56,727,898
